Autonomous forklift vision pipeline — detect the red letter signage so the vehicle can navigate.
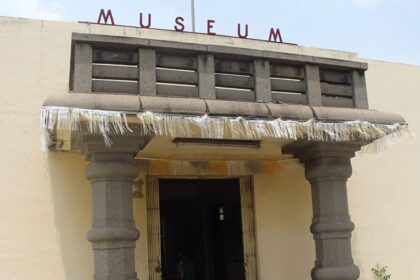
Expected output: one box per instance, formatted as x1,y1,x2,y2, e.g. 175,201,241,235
174,17,185,32
268,28,283,43
207,20,216,35
93,10,288,43
140,13,152,28
237,24,249,39
97,9,115,25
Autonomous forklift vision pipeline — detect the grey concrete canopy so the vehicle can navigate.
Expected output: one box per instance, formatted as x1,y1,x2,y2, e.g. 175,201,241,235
43,93,405,125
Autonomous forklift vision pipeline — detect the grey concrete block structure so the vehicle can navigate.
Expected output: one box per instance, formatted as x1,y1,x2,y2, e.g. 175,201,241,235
70,33,369,109
198,54,216,99
73,43,93,92
139,48,157,96
351,70,369,109
254,59,272,102
305,64,322,106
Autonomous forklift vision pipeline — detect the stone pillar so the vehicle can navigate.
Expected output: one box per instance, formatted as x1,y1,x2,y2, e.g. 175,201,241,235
83,136,149,280
283,142,361,280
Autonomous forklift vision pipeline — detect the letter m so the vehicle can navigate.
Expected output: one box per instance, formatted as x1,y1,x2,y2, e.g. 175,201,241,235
97,9,115,25
268,28,283,43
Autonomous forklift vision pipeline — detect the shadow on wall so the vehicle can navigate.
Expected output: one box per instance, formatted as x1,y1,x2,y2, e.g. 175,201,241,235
48,152,93,280
253,166,314,279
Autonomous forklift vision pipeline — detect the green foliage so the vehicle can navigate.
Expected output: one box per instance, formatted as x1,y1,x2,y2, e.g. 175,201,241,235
372,264,391,280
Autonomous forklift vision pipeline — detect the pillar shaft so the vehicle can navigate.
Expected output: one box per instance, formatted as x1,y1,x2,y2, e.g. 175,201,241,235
86,152,139,280
284,142,361,280
83,135,149,280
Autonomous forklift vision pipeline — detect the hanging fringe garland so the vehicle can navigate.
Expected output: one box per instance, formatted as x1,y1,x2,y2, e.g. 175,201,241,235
41,106,133,150
41,106,412,153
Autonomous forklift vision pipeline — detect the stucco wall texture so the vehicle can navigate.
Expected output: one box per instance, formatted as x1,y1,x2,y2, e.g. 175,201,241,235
0,17,418,279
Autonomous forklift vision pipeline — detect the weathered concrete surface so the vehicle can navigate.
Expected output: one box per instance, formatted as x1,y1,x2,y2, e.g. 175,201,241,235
141,96,207,115
351,70,369,109
44,93,141,112
311,106,405,124
138,48,157,96
305,64,322,106
198,54,216,99
73,43,92,92
254,59,272,102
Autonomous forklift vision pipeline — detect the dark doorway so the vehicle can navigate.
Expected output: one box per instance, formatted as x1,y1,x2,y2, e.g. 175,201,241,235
159,179,245,280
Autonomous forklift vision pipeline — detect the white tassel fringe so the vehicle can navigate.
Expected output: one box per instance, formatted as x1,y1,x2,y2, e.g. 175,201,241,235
41,106,411,153
41,106,133,149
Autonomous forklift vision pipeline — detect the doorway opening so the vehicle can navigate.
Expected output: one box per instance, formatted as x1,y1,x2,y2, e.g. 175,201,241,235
159,179,245,280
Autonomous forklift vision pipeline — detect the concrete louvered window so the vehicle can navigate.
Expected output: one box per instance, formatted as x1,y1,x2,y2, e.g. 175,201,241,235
70,33,369,109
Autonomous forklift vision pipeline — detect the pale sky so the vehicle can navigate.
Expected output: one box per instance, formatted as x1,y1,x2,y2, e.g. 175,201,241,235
1,0,419,65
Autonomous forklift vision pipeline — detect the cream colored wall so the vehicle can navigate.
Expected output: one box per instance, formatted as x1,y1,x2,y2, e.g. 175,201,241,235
0,18,92,279
349,60,420,279
252,61,420,280
253,170,313,279
0,17,151,280
0,16,419,280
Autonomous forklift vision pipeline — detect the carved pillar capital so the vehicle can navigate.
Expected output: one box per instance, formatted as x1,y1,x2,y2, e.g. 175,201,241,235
81,134,150,160
85,153,138,183
283,141,361,280
284,142,360,181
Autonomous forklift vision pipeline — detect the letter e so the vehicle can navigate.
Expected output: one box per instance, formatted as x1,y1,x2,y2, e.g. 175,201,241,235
207,20,216,35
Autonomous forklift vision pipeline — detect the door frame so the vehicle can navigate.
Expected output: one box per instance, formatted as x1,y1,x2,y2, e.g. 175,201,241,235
146,176,259,280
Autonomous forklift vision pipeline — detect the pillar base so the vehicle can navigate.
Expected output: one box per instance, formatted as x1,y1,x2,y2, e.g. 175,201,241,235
312,264,360,280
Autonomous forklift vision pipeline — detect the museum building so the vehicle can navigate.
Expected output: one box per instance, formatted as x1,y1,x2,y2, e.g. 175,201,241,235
0,16,419,280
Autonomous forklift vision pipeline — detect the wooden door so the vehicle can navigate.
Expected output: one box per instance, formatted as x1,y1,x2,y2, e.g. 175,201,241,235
147,176,162,280
240,177,258,280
